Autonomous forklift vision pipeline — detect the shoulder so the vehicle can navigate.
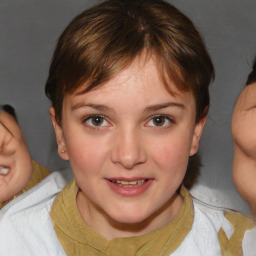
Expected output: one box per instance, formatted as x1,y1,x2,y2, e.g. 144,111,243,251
192,198,256,256
1,171,67,214
0,171,68,255
223,211,256,256
171,188,225,255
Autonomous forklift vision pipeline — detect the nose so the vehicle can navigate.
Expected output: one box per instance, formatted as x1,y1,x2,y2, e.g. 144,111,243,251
111,127,147,169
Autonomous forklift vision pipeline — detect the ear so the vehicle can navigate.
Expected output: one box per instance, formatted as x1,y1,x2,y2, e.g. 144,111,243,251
189,115,207,156
49,107,69,160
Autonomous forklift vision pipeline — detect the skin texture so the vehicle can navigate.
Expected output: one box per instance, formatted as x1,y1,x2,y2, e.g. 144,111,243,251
232,82,256,218
0,111,32,203
50,54,206,240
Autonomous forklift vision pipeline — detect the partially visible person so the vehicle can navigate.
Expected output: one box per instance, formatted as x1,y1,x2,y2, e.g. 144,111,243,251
0,104,51,209
232,58,256,218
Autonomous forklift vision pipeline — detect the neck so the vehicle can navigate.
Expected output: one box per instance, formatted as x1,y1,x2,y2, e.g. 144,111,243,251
76,190,184,240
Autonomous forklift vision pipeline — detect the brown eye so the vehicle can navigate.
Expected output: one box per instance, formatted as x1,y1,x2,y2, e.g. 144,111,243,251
84,115,109,128
152,116,166,126
146,115,174,128
91,116,104,126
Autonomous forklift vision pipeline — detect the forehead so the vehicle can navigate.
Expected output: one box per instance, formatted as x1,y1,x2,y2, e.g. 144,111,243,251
0,111,21,137
73,54,194,104
62,54,197,124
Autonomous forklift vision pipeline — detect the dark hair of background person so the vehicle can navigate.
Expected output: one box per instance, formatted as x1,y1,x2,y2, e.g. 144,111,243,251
0,105,17,122
246,57,256,85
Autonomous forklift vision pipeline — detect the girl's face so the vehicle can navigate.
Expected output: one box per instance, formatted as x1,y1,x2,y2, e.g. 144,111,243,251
51,54,206,239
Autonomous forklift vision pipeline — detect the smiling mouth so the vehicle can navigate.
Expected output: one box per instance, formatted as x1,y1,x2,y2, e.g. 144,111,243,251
109,179,148,187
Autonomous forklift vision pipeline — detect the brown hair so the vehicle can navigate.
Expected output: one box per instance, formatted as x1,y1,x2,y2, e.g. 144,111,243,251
45,0,214,124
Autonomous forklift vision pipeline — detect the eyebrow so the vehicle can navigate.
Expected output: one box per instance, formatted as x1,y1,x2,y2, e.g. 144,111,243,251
71,103,115,114
144,102,185,113
71,102,185,113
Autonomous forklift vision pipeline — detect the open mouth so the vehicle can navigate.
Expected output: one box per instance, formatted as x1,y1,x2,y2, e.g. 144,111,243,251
0,166,10,175
108,179,149,187
106,178,153,197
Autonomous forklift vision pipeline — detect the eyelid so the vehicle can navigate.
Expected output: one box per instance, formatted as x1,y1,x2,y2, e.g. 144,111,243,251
83,114,111,128
145,115,174,127
246,105,256,111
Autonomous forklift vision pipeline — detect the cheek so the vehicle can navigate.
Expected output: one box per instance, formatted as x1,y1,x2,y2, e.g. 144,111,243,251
14,143,33,182
233,114,256,157
65,134,108,175
148,134,191,173
1,144,33,201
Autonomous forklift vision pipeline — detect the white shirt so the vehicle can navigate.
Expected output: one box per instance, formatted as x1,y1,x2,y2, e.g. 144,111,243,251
0,172,255,256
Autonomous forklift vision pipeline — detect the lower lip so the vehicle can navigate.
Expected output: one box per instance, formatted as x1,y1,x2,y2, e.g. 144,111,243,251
106,179,153,197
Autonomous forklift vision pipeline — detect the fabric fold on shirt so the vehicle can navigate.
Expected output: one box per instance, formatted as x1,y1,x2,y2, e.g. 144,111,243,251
50,180,194,256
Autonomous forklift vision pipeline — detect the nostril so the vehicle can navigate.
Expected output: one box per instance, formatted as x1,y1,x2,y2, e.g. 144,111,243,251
110,132,147,168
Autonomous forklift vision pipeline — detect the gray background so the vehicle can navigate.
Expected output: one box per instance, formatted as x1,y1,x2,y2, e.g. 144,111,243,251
1,0,256,215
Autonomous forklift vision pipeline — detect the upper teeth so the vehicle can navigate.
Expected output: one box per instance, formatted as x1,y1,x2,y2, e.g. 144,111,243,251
113,179,145,186
0,167,10,175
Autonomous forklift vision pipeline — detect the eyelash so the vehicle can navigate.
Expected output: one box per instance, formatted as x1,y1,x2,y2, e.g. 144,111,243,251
146,115,174,128
83,114,174,129
83,115,111,129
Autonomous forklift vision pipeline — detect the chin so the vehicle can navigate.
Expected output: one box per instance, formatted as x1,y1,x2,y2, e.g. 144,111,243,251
107,207,153,226
114,215,146,225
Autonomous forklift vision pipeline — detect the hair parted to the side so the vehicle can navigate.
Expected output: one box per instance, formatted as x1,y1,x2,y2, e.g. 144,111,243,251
246,57,256,85
45,0,214,125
